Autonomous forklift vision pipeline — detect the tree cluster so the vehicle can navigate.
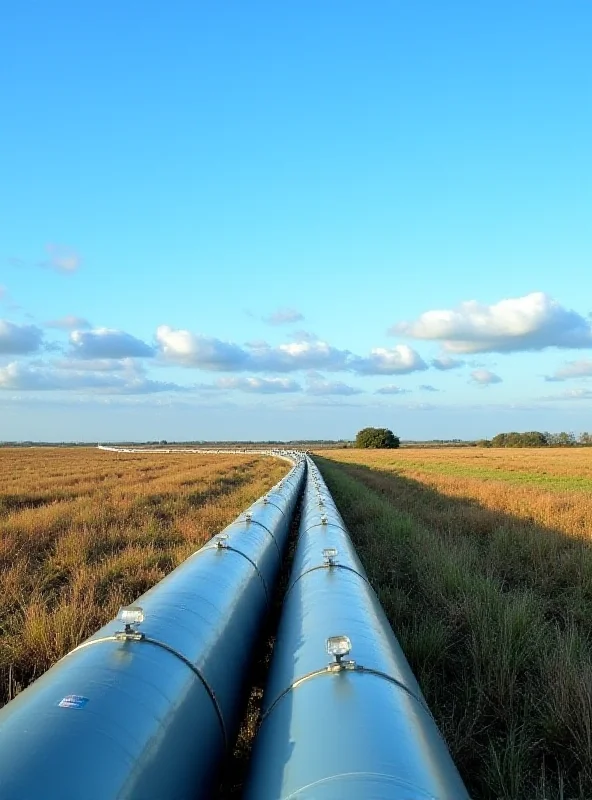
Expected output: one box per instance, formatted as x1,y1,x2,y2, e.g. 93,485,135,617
478,431,592,448
354,427,400,449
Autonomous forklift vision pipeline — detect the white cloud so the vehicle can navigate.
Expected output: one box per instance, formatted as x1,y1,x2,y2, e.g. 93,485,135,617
419,384,439,392
393,292,592,353
46,315,92,331
70,328,154,359
0,286,6,301
375,385,410,395
351,345,427,375
431,356,465,370
306,379,363,396
542,388,592,401
254,339,351,372
7,245,82,274
43,244,82,273
156,326,429,377
157,326,351,372
0,361,187,394
156,326,249,370
215,376,301,394
544,359,592,382
263,308,304,325
55,357,139,373
471,369,502,385
0,320,43,355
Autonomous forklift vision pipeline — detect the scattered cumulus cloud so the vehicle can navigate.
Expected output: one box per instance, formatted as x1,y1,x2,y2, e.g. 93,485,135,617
350,345,427,375
0,361,187,394
156,326,351,372
306,378,363,396
214,376,301,394
431,356,465,370
544,359,592,382
419,384,439,392
54,357,140,373
561,389,592,400
7,244,82,274
256,339,351,372
393,292,592,353
45,315,92,331
156,326,249,370
157,326,429,376
471,369,502,386
42,244,82,273
0,320,43,355
263,308,304,326
287,330,318,343
542,388,592,401
375,385,410,395
70,329,155,359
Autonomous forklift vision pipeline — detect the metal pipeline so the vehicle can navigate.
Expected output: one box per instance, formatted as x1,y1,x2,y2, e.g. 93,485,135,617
243,457,470,800
0,452,305,800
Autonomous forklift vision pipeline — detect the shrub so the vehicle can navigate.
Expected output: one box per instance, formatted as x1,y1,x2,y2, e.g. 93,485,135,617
355,427,400,449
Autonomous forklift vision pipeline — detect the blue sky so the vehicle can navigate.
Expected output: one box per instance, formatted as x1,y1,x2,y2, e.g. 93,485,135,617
1,1,591,441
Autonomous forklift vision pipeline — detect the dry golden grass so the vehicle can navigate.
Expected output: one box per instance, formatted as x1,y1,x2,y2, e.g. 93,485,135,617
322,446,592,538
316,448,592,799
0,447,287,708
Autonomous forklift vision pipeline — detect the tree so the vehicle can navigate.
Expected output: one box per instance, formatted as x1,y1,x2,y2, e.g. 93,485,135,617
355,427,400,449
491,431,548,447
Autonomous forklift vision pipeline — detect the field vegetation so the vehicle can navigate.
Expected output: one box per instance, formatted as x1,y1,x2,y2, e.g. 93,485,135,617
0,447,286,709
316,447,592,800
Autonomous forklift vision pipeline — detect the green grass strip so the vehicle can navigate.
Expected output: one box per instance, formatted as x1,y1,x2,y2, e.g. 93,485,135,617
315,455,592,800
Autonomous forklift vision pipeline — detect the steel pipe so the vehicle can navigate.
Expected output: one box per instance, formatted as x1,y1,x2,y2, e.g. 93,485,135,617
0,452,305,800
243,457,470,800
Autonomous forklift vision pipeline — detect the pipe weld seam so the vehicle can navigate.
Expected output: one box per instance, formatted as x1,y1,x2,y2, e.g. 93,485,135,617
203,545,270,606
260,498,286,517
240,518,283,558
69,636,228,749
285,563,370,597
260,663,428,724
301,520,349,535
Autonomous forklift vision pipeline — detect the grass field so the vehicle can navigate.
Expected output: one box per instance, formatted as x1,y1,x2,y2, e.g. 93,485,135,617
315,448,592,800
0,447,287,709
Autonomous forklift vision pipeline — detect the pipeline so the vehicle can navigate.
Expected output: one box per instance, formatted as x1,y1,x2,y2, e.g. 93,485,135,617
97,445,299,464
0,451,305,800
243,456,470,800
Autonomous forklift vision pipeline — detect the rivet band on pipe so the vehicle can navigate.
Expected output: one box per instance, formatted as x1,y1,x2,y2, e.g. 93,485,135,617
260,499,285,516
70,636,228,749
259,663,430,725
285,564,371,597
239,517,283,558
301,520,349,535
203,544,270,606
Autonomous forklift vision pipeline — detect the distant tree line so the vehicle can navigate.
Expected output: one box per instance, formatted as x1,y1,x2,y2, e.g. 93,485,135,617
477,431,592,448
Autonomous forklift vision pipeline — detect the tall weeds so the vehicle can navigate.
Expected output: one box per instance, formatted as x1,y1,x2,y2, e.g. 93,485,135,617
0,448,286,707
316,450,592,799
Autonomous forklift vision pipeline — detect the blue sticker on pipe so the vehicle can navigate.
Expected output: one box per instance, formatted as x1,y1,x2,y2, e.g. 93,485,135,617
58,695,89,709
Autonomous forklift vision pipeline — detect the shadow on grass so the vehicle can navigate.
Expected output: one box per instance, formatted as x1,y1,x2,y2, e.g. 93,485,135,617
314,455,592,800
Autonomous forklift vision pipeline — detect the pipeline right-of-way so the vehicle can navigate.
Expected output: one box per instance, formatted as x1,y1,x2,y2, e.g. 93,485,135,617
243,456,470,799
